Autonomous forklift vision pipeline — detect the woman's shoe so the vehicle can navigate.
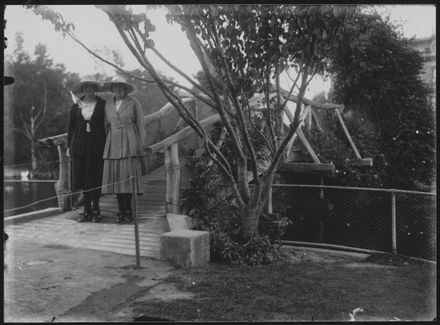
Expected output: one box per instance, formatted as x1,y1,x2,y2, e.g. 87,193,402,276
116,211,125,224
125,209,134,223
78,211,92,222
92,209,102,223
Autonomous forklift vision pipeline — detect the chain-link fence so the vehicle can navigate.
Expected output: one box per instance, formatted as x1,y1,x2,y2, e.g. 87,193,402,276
4,160,64,217
3,180,59,217
271,184,436,261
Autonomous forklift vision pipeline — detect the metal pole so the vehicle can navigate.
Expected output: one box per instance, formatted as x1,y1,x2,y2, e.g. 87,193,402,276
391,191,397,255
320,176,324,199
131,174,141,267
67,159,72,210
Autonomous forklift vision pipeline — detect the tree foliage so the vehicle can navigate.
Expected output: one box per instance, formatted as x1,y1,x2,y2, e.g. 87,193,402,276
328,10,435,190
5,33,80,169
309,109,388,188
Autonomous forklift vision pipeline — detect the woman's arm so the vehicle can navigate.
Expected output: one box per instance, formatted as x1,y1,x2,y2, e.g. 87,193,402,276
133,97,146,147
104,102,110,135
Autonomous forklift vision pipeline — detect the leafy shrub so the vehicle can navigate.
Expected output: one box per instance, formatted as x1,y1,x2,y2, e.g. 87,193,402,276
309,109,388,188
181,148,283,265
219,234,280,266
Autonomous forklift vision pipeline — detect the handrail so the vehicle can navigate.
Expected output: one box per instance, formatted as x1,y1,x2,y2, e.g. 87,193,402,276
147,113,221,154
4,179,58,183
39,132,68,147
248,87,344,111
272,183,436,196
144,97,195,125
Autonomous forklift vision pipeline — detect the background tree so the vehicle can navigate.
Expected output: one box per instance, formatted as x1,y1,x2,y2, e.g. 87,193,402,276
5,32,80,174
29,4,354,241
119,68,171,115
328,10,435,191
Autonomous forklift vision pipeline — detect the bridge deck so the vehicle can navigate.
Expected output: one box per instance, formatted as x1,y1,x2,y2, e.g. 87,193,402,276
5,164,191,259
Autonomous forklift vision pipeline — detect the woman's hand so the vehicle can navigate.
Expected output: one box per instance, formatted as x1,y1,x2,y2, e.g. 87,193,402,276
66,148,71,157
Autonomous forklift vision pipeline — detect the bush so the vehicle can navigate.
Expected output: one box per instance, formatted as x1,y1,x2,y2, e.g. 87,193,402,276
181,149,282,265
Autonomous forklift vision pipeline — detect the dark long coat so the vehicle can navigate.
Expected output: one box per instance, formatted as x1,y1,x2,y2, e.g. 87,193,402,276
67,96,106,191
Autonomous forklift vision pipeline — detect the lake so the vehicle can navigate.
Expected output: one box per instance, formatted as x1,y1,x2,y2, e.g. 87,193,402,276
3,180,59,217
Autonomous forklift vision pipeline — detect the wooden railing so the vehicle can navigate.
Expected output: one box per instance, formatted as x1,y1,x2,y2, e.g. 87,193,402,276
146,113,221,213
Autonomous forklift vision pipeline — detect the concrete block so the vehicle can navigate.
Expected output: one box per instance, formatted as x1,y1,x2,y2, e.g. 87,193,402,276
166,213,193,231
160,230,210,267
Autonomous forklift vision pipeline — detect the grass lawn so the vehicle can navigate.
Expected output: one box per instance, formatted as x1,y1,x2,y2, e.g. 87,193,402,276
132,249,436,322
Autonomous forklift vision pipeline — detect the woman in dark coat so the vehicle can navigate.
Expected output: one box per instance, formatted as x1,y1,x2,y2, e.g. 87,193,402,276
67,76,106,223
101,76,146,224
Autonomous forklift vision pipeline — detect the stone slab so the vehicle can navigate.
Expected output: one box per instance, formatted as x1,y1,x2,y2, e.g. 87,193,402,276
160,230,210,267
166,213,192,231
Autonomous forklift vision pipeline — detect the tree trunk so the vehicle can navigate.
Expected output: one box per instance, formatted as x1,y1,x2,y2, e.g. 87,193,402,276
31,143,37,173
240,208,259,240
30,115,37,177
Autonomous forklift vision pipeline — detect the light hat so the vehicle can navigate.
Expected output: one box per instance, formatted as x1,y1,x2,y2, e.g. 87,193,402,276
103,76,136,94
72,75,101,93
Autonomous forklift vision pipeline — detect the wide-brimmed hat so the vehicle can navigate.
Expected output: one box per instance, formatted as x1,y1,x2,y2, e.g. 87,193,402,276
72,75,101,93
103,76,136,94
4,76,15,85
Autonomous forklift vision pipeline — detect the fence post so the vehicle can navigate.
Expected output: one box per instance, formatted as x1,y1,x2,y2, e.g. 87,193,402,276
54,144,71,211
131,174,141,268
391,191,397,255
165,142,180,213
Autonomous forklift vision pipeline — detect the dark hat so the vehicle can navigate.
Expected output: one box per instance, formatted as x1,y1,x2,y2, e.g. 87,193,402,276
4,76,15,85
72,75,101,93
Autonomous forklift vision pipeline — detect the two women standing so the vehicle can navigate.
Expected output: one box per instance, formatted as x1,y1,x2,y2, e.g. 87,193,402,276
68,76,146,224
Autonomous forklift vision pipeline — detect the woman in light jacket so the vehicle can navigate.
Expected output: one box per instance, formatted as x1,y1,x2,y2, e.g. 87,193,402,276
67,76,106,222
101,76,146,223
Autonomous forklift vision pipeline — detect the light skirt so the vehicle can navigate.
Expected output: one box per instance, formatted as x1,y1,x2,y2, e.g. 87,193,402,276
101,157,144,194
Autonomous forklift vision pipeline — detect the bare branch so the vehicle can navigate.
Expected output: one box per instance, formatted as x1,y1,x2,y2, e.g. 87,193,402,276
182,15,246,163
150,46,212,99
12,127,31,140
207,126,227,167
104,13,210,142
64,28,214,107
19,113,32,139
280,67,302,112
246,102,274,154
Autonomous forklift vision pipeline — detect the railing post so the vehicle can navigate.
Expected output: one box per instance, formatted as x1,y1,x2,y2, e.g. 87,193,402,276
319,176,325,242
54,143,71,211
391,191,397,255
165,142,180,213
131,174,141,268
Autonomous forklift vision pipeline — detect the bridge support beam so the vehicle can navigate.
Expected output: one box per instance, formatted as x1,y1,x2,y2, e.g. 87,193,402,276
54,143,72,211
165,142,180,213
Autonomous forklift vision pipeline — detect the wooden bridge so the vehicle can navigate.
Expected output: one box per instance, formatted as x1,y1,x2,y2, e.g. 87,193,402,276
34,89,372,258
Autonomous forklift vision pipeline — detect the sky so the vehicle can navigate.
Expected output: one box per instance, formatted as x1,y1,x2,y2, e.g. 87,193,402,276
4,4,436,98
